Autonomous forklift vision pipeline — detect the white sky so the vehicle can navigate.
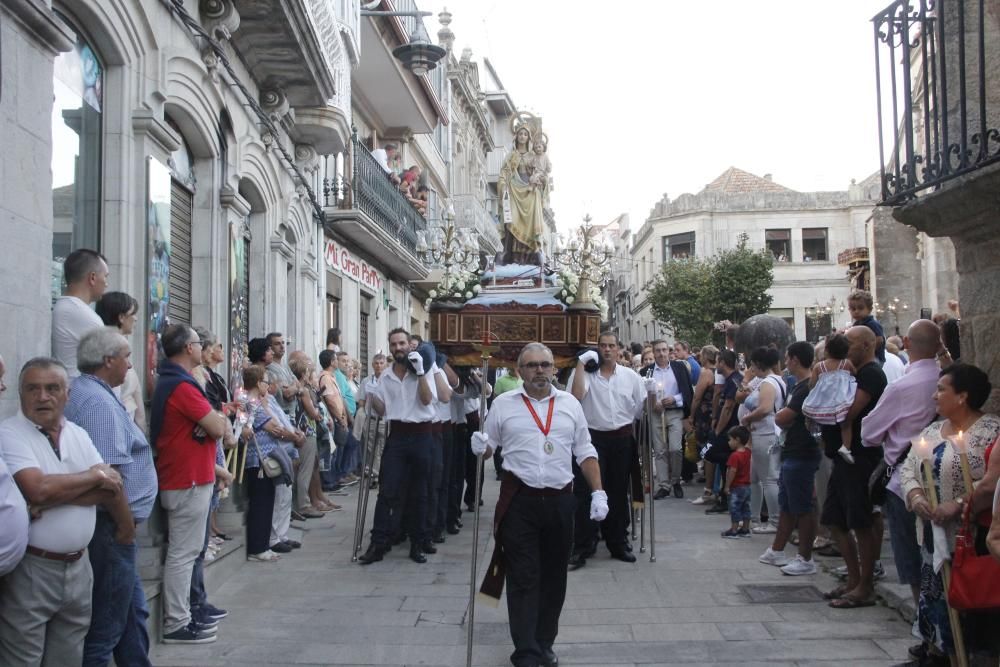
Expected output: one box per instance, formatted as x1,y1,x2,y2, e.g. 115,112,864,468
422,0,889,234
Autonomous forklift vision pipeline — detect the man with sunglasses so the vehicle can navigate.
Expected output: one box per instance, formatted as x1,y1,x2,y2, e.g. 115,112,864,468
568,332,645,568
474,343,606,667
150,325,229,644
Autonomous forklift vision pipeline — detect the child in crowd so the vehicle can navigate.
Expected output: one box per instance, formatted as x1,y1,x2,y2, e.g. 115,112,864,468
721,426,752,539
847,289,886,364
802,333,857,464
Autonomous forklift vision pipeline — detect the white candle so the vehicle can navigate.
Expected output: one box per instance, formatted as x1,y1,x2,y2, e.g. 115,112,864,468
949,430,967,454
912,435,933,461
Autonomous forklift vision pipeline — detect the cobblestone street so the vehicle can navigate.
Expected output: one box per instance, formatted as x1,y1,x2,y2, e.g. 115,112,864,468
152,479,915,667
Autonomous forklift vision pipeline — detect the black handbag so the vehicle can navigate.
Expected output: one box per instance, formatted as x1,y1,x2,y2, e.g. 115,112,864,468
869,443,911,506
332,419,349,448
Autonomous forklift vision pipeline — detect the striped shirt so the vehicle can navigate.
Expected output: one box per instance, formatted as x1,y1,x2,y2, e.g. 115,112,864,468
65,374,158,520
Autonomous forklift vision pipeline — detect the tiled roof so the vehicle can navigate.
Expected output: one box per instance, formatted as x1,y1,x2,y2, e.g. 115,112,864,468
702,167,796,194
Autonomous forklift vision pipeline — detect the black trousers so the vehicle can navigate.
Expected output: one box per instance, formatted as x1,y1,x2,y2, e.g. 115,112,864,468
500,492,575,667
447,423,467,525
371,431,433,547
573,430,632,554
434,425,454,534
463,413,484,507
245,468,276,555
424,430,444,538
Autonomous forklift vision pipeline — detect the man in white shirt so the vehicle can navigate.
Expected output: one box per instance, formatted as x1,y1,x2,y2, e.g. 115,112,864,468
472,343,606,667
568,333,645,567
0,355,29,577
0,357,126,667
358,329,438,565
355,353,388,484
52,248,109,378
640,340,695,500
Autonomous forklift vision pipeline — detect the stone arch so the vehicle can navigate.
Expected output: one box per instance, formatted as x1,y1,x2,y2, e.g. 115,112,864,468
53,0,155,67
165,56,224,159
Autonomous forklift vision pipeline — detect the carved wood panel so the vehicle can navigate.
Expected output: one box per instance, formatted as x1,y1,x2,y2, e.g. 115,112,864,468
487,314,539,343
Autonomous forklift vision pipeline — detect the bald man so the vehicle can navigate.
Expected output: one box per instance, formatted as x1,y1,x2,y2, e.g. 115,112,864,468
821,326,887,609
861,320,942,617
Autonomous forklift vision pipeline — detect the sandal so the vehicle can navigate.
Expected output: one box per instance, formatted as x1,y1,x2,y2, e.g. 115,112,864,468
247,550,280,562
823,585,850,600
828,595,876,609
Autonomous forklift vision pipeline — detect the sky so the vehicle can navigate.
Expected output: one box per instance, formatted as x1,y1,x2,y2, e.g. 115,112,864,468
421,0,890,234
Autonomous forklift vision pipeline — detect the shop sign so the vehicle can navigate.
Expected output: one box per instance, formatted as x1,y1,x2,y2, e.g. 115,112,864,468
324,239,382,292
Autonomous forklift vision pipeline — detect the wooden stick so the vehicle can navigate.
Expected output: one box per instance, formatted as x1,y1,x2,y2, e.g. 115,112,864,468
922,459,969,667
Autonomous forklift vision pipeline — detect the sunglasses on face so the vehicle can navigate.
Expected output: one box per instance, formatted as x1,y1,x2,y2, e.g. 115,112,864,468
520,361,553,370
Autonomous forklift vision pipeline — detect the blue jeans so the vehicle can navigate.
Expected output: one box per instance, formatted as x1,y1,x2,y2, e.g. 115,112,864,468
332,432,360,482
189,507,212,616
82,512,151,667
728,486,751,524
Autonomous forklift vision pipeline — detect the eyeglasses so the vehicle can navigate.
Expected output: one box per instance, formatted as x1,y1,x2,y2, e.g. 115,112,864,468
189,340,204,348
520,361,553,370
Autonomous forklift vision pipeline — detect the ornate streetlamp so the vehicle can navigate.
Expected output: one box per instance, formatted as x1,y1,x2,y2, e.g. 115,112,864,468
554,214,612,312
417,201,480,294
875,297,909,335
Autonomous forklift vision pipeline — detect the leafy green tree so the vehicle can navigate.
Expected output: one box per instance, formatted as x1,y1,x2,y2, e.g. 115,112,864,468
648,256,716,345
647,233,774,345
711,233,774,323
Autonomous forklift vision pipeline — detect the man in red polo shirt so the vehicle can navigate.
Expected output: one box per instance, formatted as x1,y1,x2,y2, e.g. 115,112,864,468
150,325,228,644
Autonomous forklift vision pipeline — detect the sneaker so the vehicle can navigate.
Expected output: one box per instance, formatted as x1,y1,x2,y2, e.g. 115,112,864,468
721,528,742,539
832,564,849,578
837,445,855,464
191,619,218,635
759,548,790,566
737,528,752,538
201,604,229,621
162,622,217,644
752,523,778,535
780,555,818,576
204,551,216,563
691,493,714,505
705,500,728,514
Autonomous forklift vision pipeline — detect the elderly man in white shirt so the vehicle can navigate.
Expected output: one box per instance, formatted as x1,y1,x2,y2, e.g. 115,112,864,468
640,339,695,500
568,333,645,568
474,343,607,667
0,357,126,667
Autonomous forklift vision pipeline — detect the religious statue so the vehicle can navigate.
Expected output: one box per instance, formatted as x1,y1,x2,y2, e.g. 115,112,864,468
497,113,547,266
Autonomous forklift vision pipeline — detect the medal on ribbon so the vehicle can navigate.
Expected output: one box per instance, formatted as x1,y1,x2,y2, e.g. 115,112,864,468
522,394,556,455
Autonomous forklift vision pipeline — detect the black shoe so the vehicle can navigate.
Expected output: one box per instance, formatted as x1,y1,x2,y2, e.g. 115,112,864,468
455,518,463,528
431,533,445,544
420,541,437,554
622,541,634,553
162,622,217,644
270,541,293,553
672,482,684,499
465,503,475,512
653,488,670,500
409,545,427,563
542,648,559,667
568,553,586,571
392,533,408,546
610,549,637,563
446,523,461,535
908,643,927,660
283,539,301,549
705,501,728,514
358,544,386,565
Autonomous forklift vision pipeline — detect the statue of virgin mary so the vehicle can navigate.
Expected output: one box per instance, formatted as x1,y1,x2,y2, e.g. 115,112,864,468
497,125,546,266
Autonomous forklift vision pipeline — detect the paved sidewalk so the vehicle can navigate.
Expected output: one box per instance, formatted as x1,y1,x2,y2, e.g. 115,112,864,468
152,479,914,666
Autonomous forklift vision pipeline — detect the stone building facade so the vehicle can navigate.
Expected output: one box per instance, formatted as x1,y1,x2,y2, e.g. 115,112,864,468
627,168,876,344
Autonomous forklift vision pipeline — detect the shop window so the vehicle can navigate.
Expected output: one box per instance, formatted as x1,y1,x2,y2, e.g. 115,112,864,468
51,15,103,300
662,232,695,262
802,228,828,262
765,229,791,262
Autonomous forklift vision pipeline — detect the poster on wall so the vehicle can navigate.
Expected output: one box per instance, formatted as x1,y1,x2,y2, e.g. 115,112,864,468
229,219,250,393
146,157,172,399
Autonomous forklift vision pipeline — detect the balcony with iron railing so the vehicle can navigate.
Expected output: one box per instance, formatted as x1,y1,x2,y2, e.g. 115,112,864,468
873,0,1000,205
322,135,429,279
451,194,502,253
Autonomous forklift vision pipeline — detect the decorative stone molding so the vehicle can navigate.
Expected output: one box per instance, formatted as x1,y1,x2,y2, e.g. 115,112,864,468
294,144,320,175
132,110,182,155
220,185,251,218
199,0,240,40
260,88,290,123
2,0,74,55
269,233,295,260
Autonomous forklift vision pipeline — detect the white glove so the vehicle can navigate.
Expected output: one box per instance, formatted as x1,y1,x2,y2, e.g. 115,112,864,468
590,490,609,521
579,350,599,366
407,351,425,376
643,378,658,393
470,431,490,456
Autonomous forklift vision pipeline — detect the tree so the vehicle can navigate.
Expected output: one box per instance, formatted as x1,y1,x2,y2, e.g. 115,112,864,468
711,233,774,323
648,256,716,345
647,233,774,345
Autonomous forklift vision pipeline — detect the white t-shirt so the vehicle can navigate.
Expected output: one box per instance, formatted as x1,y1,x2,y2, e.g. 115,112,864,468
52,296,103,378
0,412,103,552
0,453,28,576
567,365,645,430
883,352,906,384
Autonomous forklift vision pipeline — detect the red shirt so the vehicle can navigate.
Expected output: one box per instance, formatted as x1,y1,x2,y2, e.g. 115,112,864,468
155,382,216,490
727,448,751,488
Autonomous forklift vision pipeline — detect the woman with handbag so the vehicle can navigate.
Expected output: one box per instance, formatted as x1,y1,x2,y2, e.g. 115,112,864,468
899,363,1000,665
242,365,300,563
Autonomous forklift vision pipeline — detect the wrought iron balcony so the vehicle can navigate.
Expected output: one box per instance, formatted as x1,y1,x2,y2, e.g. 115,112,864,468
451,194,501,253
322,135,428,278
873,0,1000,205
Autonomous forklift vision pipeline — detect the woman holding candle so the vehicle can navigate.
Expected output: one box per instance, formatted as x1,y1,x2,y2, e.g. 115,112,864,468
900,363,1000,665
